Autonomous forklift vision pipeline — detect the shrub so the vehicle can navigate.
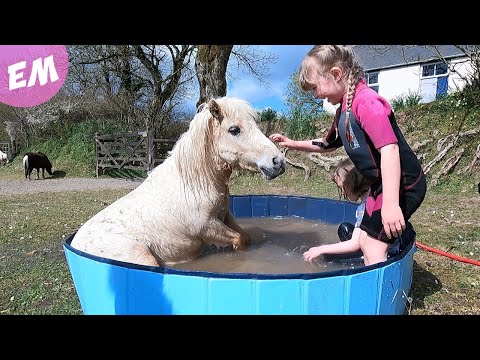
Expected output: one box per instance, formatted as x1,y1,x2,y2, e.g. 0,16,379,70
259,107,279,122
285,108,318,140
391,90,422,112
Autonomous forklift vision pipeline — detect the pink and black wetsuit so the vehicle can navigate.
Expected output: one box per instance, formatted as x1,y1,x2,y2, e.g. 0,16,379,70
316,79,427,244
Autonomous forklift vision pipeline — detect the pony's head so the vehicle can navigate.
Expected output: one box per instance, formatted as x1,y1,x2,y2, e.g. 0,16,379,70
37,152,54,175
205,97,285,180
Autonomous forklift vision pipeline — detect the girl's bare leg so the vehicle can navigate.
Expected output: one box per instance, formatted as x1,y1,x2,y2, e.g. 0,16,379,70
358,230,388,266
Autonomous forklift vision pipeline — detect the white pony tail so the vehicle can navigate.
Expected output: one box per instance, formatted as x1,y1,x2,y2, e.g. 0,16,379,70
23,155,29,178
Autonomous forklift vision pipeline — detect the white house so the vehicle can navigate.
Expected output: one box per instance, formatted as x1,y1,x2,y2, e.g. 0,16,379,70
323,45,474,114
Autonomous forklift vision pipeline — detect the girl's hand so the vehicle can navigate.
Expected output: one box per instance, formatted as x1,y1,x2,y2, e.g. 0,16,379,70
303,246,324,262
381,204,406,239
269,133,292,148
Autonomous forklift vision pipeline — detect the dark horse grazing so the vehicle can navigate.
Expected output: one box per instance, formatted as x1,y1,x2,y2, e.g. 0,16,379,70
23,152,53,180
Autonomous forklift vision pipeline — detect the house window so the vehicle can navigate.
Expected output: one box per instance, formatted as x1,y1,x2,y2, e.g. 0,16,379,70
421,62,448,78
366,71,379,93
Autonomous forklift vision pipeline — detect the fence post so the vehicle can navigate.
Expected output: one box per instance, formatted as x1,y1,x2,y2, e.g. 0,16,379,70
11,139,16,157
94,133,99,177
147,128,155,171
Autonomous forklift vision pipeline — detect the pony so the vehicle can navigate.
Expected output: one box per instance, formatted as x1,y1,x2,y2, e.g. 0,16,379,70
23,152,53,180
0,150,8,165
70,97,286,266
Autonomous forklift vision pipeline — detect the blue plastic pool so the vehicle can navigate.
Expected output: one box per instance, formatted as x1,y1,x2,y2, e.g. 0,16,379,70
63,195,416,315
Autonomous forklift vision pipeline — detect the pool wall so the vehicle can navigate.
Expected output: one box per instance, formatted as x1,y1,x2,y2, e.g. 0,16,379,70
64,195,416,315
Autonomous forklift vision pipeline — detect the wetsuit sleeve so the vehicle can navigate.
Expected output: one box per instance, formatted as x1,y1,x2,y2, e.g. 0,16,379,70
312,108,343,150
354,96,397,149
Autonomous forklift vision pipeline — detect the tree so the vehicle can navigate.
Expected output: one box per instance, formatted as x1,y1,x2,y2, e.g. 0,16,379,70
67,45,196,131
284,71,324,118
195,45,278,107
195,45,233,108
68,45,277,129
133,45,196,130
1,45,278,149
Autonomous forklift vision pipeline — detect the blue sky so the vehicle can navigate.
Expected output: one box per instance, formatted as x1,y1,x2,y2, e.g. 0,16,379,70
227,45,313,114
184,45,313,115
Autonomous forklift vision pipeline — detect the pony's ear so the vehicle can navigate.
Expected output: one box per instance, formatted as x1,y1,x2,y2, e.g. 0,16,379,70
208,99,223,122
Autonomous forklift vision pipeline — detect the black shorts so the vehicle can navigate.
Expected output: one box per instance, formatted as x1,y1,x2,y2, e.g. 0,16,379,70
359,174,427,244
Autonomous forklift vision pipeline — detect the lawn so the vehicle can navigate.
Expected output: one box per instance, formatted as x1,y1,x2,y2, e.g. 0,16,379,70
0,166,478,315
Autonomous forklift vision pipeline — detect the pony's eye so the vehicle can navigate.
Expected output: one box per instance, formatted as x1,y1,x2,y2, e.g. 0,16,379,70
228,126,241,136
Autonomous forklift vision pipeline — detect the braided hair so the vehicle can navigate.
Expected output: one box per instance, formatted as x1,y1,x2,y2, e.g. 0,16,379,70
298,45,364,145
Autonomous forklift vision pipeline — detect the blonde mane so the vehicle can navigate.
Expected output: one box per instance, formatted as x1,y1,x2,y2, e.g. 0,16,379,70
170,97,259,193
70,96,285,267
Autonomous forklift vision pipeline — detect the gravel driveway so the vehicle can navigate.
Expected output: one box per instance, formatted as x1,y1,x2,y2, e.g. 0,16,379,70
0,177,143,195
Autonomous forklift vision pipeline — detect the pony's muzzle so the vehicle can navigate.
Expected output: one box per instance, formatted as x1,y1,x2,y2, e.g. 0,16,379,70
260,155,285,180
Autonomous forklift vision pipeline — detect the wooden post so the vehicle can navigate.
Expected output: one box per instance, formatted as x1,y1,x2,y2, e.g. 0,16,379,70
94,133,99,177
147,128,155,171
11,139,16,157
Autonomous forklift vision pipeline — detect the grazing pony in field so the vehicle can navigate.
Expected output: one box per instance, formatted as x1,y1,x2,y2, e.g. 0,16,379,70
71,97,286,266
23,152,53,180
0,150,8,165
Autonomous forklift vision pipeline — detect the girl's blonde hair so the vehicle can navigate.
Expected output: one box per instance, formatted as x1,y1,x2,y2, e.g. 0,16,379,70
332,158,371,200
298,45,365,143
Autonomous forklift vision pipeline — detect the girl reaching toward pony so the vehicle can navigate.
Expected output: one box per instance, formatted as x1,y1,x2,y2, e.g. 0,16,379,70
271,45,427,266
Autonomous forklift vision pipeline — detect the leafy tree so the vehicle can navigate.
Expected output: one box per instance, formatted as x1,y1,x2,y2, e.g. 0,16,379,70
66,45,196,132
259,107,279,122
284,71,324,118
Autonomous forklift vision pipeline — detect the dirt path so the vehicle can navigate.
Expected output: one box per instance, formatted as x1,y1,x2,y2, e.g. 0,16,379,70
0,177,143,195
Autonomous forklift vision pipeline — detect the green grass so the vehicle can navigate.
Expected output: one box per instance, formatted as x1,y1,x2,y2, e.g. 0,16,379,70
0,189,131,315
2,118,131,179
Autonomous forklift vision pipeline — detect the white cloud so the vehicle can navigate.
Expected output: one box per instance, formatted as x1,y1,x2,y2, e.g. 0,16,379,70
228,77,273,102
227,45,313,111
183,45,314,113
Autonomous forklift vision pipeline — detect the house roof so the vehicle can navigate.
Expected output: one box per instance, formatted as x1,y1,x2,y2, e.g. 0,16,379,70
352,45,466,72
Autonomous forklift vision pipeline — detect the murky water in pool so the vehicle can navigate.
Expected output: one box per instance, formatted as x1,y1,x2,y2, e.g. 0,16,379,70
171,217,364,274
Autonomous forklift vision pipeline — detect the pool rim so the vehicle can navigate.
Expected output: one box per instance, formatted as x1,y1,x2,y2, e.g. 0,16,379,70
64,194,416,281
63,234,414,280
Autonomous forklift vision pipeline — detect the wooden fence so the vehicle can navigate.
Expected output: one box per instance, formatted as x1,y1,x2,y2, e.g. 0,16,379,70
94,129,176,177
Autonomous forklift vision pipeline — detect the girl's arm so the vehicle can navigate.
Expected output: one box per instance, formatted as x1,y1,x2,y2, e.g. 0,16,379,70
269,134,334,153
270,113,341,153
379,143,406,239
303,228,362,262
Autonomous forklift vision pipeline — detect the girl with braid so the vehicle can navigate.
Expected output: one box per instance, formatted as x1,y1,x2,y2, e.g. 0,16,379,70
270,45,426,266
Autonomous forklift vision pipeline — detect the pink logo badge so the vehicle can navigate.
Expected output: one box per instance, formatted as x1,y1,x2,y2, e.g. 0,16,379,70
0,45,69,108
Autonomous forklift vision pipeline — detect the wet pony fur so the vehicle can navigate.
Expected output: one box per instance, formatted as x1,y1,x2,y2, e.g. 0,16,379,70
71,97,286,267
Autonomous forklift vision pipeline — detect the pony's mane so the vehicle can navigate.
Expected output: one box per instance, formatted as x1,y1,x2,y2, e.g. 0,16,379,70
170,97,258,193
